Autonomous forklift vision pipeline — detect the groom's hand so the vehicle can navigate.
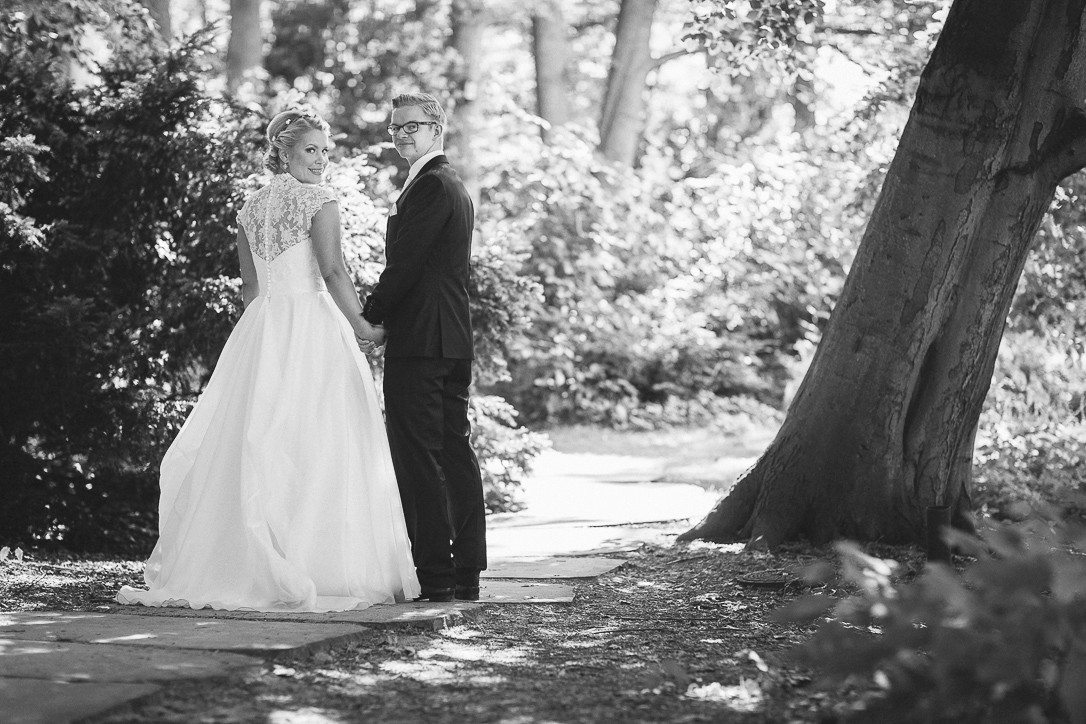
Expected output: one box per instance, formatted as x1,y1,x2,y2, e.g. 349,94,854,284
356,316,387,353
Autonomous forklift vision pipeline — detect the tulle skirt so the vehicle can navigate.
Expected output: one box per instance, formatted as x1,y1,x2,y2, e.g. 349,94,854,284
117,292,420,612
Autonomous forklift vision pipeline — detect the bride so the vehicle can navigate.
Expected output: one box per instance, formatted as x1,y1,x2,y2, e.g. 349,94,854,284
117,108,420,611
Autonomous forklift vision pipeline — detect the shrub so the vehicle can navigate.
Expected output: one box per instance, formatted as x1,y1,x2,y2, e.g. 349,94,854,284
0,7,262,552
974,332,1086,520
0,1,544,552
470,396,551,513
780,522,1086,723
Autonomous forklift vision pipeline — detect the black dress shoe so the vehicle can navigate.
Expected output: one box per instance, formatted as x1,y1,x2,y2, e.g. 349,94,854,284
454,584,480,601
413,587,455,603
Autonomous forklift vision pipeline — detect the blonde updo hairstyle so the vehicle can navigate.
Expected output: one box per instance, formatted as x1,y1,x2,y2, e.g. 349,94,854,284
263,109,331,174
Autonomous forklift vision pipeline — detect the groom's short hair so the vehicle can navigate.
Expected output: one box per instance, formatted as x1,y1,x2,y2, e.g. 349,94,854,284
392,92,448,128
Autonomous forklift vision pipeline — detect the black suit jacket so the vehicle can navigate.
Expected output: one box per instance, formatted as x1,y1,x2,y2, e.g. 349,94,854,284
362,155,475,359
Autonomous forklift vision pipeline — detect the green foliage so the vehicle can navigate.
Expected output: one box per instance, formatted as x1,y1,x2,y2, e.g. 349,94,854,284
470,395,551,513
781,524,1086,723
1013,179,1086,353
8,0,1086,550
973,333,1086,520
0,4,263,551
265,0,454,151
0,0,163,83
321,153,543,388
244,0,946,435
475,112,854,427
0,0,545,551
975,177,1086,519
685,0,824,74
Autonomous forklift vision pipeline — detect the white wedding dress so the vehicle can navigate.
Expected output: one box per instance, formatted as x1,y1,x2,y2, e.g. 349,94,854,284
117,173,420,612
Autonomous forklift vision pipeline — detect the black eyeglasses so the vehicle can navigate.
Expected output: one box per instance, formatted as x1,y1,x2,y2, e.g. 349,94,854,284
387,121,440,136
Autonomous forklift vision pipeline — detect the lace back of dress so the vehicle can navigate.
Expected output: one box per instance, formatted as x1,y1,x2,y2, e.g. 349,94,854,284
241,175,330,298
260,193,274,294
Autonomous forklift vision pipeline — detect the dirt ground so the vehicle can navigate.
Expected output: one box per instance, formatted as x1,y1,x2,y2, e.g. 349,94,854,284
0,540,908,723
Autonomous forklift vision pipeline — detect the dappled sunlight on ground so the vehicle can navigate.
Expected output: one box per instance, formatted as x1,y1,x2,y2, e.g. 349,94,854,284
1,558,144,612
267,707,347,724
378,658,462,683
67,543,843,722
418,638,529,665
684,540,747,554
308,667,382,692
686,678,765,712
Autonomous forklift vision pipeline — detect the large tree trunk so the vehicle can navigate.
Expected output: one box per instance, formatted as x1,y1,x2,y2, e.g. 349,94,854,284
225,0,262,93
599,0,656,166
681,0,1086,548
449,0,486,204
532,0,570,141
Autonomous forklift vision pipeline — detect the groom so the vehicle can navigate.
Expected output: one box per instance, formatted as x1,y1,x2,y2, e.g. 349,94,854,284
358,92,487,602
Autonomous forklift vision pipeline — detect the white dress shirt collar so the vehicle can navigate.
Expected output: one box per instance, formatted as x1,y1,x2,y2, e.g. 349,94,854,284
402,149,444,192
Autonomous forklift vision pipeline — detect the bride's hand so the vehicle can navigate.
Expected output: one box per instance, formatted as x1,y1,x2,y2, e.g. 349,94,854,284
356,335,378,355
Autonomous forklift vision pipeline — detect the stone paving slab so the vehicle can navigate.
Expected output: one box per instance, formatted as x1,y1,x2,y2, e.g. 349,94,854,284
98,583,575,608
531,451,670,483
0,638,261,683
491,476,714,527
0,612,377,657
482,556,624,579
478,580,574,603
487,521,684,558
0,678,160,724
100,601,480,630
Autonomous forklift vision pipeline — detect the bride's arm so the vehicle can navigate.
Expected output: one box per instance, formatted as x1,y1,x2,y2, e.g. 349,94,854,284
311,201,378,342
236,227,259,308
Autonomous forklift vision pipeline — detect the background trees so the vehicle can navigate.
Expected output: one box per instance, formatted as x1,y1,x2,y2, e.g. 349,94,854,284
682,0,1086,547
0,10,258,549
3,0,1084,551
226,0,263,91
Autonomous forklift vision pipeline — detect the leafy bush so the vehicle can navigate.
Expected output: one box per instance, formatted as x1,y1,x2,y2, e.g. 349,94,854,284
0,5,263,552
781,522,1086,723
475,115,852,428
974,332,1086,519
470,396,551,513
0,1,544,552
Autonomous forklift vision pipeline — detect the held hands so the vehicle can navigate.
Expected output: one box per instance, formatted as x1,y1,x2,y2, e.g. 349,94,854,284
355,316,386,355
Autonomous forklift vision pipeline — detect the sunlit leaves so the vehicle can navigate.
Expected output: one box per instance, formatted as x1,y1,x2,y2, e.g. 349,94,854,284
0,6,261,550
784,522,1086,722
469,395,551,513
973,331,1086,520
0,547,26,563
684,0,826,76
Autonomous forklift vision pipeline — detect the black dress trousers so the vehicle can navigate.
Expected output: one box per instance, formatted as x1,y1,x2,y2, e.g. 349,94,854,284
382,356,486,589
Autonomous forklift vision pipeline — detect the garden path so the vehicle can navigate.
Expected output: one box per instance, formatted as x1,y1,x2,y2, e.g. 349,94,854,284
0,438,763,723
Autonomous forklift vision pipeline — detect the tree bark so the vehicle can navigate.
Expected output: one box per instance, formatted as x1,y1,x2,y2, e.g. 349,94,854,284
532,0,570,141
681,0,1086,548
412,0,441,22
789,70,815,135
599,0,657,166
449,0,486,204
226,0,262,94
140,0,171,37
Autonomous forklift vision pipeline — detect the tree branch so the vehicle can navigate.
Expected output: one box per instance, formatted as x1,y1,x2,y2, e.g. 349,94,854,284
998,107,1086,183
649,47,700,70
819,24,881,37
1047,108,1086,180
